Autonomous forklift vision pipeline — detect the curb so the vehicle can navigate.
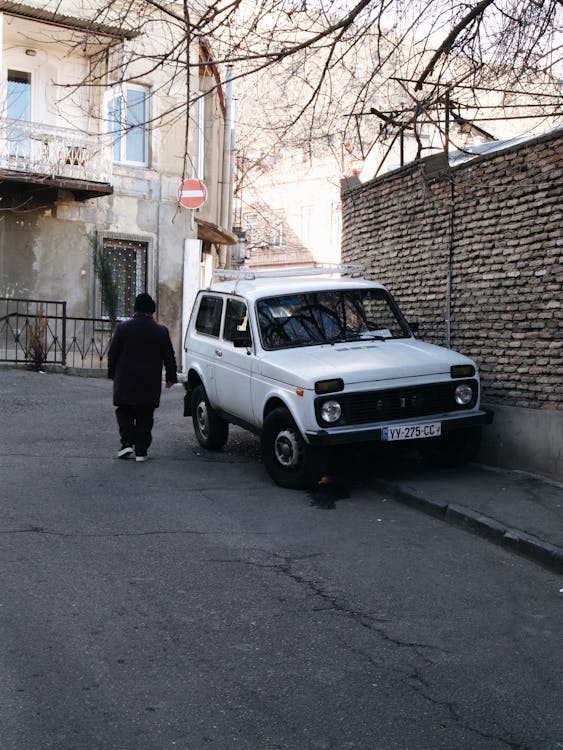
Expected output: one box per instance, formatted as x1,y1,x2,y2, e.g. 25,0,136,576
373,479,563,575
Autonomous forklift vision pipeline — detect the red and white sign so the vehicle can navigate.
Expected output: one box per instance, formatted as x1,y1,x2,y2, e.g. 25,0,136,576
177,178,207,209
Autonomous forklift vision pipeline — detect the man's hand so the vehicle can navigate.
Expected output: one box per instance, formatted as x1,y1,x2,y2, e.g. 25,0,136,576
165,381,174,389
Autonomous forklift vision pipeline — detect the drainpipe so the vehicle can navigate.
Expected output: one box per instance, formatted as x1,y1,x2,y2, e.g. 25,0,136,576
219,65,233,267
444,172,455,348
228,98,236,237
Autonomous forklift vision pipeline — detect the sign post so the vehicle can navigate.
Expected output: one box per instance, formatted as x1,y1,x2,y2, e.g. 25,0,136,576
177,179,207,209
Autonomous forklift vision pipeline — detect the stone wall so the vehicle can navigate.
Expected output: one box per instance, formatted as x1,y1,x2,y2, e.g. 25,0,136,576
341,129,563,413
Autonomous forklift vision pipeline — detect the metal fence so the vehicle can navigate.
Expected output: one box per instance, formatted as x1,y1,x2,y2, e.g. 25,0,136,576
0,297,114,370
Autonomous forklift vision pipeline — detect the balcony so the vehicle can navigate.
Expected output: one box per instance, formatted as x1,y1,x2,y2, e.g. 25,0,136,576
0,117,113,202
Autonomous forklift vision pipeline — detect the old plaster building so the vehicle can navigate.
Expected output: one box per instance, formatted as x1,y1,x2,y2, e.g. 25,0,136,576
0,1,236,367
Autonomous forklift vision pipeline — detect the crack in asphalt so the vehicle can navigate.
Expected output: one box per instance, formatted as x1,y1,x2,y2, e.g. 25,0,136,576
0,530,547,750
0,525,272,538
233,551,536,750
245,552,446,654
407,676,535,750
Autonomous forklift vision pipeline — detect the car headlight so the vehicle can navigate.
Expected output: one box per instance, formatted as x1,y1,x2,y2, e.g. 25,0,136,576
454,383,474,406
320,399,342,423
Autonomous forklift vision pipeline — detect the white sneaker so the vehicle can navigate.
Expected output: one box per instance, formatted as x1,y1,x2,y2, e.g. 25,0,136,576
118,446,134,459
135,455,149,462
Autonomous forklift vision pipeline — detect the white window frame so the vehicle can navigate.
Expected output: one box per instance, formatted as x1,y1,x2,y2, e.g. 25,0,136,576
272,212,285,249
7,68,32,121
106,83,150,167
244,212,258,242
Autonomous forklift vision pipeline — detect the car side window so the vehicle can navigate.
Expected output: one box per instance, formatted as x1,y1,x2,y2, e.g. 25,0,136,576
223,298,250,343
195,295,223,337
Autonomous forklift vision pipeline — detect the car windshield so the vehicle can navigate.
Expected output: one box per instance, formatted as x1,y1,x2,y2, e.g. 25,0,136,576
257,289,411,350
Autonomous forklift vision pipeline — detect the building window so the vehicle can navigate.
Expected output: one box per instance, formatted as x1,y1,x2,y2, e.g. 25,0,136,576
99,237,148,319
107,85,149,165
7,70,31,121
7,70,31,159
272,213,284,248
243,212,257,242
300,205,313,247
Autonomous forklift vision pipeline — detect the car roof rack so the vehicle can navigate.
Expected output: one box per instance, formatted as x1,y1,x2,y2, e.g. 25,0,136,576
212,263,366,282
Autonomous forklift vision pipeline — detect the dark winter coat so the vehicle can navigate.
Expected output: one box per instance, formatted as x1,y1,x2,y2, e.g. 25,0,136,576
108,314,178,407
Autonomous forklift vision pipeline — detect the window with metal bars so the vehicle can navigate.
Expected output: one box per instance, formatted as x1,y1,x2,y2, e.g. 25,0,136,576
100,237,148,319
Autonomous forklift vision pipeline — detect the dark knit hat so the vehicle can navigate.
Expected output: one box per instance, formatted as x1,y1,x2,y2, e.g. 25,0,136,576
134,292,156,314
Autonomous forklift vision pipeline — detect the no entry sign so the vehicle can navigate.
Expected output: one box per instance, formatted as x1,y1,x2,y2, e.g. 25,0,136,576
178,178,207,209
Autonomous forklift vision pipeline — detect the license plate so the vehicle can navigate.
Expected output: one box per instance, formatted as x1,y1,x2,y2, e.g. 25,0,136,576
381,422,442,441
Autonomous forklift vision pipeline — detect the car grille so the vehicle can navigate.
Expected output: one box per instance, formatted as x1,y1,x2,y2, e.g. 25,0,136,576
315,380,478,426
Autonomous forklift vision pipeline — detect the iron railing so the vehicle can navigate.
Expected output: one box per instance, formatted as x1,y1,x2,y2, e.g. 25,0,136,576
0,297,114,370
0,118,112,184
65,316,114,369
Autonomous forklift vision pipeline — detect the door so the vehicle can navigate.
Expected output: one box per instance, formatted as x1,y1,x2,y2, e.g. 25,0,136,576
213,297,255,423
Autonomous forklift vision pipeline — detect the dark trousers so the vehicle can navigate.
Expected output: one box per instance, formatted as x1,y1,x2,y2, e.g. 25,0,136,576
116,405,154,457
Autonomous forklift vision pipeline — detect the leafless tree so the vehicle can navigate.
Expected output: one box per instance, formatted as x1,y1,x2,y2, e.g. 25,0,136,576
46,0,561,180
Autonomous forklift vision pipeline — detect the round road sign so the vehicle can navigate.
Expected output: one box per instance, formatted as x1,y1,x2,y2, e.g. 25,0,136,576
178,178,207,209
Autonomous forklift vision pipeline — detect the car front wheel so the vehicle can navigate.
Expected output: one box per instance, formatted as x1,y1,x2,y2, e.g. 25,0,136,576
191,384,229,449
260,407,326,489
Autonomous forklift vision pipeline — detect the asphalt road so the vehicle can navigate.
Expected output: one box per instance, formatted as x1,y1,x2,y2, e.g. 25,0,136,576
0,369,561,750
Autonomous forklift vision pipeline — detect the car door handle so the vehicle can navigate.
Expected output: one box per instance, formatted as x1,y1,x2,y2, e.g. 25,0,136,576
215,349,223,358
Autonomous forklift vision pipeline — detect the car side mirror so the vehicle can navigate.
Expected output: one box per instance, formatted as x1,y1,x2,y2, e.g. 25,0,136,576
408,321,419,334
232,331,252,348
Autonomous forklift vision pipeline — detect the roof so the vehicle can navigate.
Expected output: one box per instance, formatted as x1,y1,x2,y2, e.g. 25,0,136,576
448,124,563,167
0,1,140,40
207,274,386,302
195,217,238,246
362,124,563,182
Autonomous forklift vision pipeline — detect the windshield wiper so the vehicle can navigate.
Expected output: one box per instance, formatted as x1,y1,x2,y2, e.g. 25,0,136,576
327,332,387,345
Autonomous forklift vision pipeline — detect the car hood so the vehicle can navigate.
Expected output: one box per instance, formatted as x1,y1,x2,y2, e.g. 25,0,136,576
258,339,476,389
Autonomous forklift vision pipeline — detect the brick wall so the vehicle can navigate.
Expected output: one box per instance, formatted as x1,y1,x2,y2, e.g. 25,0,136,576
341,129,563,411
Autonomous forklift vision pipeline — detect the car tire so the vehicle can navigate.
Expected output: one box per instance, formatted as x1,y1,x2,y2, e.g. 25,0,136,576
260,407,327,490
192,384,229,449
418,426,482,467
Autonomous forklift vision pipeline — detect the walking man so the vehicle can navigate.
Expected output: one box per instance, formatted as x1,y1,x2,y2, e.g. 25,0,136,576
108,292,178,462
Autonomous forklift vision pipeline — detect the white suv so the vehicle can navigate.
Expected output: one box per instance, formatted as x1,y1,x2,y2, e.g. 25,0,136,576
183,267,493,489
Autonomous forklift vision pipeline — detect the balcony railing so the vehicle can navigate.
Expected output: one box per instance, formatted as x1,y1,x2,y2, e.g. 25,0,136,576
0,118,112,184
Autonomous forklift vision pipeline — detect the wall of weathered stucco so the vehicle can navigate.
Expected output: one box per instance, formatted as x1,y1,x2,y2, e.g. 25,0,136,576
0,166,192,358
0,11,226,367
341,129,563,480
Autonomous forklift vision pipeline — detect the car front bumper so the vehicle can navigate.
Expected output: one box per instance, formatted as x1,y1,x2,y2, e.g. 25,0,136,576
305,408,494,446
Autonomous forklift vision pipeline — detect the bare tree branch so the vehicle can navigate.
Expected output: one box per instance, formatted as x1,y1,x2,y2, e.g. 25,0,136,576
415,0,498,90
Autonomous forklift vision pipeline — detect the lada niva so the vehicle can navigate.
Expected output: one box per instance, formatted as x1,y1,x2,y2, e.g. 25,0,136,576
183,266,493,489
